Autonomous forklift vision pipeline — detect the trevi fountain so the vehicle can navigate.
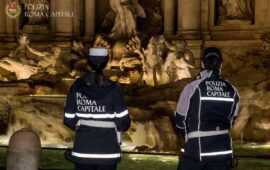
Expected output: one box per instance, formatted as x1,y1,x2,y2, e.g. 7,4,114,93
0,0,269,163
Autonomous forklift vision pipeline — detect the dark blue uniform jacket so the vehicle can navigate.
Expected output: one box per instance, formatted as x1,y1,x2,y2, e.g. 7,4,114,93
175,69,240,161
64,73,131,164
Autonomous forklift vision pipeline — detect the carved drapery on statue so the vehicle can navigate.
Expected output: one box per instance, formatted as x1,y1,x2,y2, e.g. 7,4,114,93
217,0,254,24
108,0,146,39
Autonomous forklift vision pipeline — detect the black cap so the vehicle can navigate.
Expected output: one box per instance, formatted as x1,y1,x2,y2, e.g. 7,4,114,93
202,47,223,63
202,47,223,70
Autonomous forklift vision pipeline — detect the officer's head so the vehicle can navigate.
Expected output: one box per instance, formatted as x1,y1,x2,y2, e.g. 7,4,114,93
88,48,109,73
202,47,223,71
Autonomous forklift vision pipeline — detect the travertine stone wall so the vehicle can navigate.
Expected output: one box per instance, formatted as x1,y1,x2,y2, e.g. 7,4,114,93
54,0,74,36
164,0,175,35
0,1,6,35
178,0,201,39
84,0,95,38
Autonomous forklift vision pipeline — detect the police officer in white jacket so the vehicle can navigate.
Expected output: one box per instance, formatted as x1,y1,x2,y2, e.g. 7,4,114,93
175,47,240,170
64,48,131,170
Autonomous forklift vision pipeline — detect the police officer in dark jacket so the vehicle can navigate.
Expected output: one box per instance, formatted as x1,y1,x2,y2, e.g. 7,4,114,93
64,48,131,170
175,47,240,170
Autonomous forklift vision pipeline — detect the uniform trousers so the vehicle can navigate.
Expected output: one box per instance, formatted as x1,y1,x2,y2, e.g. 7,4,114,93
178,156,231,170
75,164,117,170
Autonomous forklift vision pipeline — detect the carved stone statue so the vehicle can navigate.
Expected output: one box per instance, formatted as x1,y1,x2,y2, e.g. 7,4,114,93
0,34,62,80
21,0,50,25
10,34,32,65
127,35,194,86
26,44,61,75
160,36,194,82
109,0,146,39
91,34,194,86
65,40,90,78
127,35,168,86
218,0,254,23
0,34,39,80
0,58,38,80
93,35,141,71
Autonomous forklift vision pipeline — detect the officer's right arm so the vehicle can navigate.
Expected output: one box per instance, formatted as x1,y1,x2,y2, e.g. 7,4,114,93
63,85,78,131
175,84,194,138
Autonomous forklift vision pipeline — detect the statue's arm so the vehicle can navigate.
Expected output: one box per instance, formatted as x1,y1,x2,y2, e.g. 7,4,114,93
26,44,46,57
159,36,176,51
164,40,176,51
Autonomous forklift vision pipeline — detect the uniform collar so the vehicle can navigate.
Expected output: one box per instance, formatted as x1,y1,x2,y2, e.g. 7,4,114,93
199,69,221,78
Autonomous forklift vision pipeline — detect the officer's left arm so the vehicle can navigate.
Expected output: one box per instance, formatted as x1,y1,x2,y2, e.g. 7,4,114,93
230,90,240,127
63,84,78,131
113,85,131,132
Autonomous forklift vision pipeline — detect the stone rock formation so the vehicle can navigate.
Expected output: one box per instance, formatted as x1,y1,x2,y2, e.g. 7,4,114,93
223,42,270,142
231,89,270,142
0,96,74,147
0,98,12,135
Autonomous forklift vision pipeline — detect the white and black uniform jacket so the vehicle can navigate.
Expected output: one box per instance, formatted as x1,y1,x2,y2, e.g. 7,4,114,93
175,69,240,161
64,73,131,164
